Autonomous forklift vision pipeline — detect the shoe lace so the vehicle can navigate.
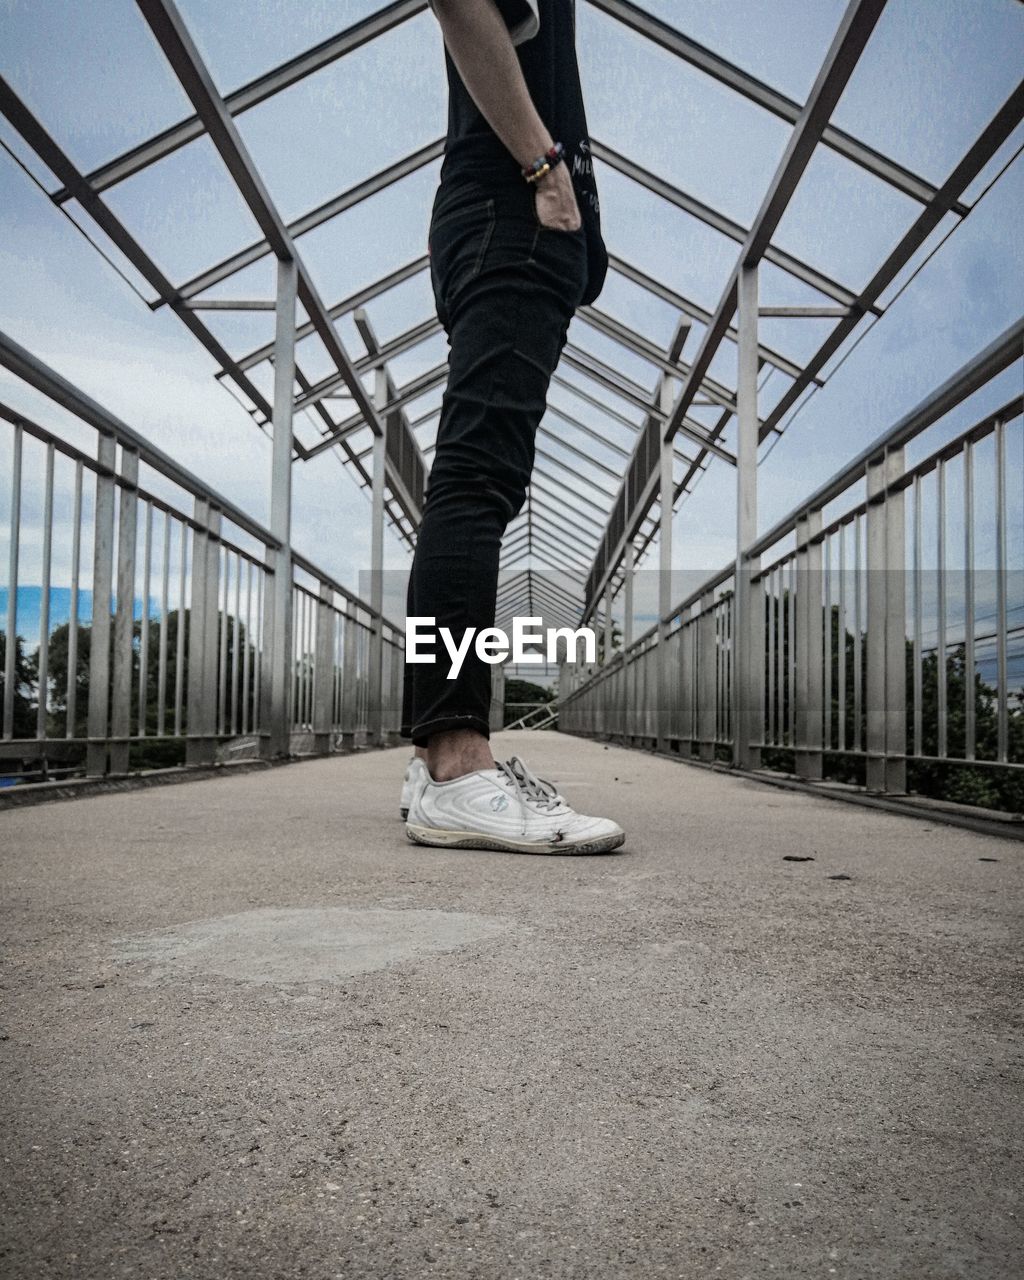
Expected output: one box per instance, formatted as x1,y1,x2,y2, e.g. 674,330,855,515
497,755,563,814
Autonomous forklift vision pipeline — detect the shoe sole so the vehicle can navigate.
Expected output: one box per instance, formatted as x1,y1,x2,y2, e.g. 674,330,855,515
405,822,625,855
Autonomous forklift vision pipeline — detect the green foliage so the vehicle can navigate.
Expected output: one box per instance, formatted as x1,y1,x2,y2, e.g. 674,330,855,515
504,677,555,727
6,608,261,773
761,590,1023,814
0,632,36,737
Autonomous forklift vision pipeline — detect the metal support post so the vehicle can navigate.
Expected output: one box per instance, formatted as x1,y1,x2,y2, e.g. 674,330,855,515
388,634,403,744
86,433,117,775
794,509,823,779
340,611,358,748
733,263,763,770
623,539,636,649
312,581,333,753
186,496,221,766
109,446,139,773
657,374,674,751
2,422,21,745
263,257,297,759
865,447,907,792
366,369,387,745
697,589,717,761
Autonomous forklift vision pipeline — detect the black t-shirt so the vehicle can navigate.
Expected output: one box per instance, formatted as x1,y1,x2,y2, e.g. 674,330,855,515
431,0,608,306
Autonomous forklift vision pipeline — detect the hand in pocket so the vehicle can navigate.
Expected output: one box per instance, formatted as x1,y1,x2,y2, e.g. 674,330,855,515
534,163,582,232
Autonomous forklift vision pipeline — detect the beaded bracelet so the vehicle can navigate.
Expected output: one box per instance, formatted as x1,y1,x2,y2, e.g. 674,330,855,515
522,142,565,185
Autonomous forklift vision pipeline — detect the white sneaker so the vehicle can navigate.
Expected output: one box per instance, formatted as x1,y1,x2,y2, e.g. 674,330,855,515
400,755,430,820
405,754,625,855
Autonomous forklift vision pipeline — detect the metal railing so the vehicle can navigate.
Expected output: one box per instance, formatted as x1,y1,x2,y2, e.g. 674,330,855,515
0,333,403,781
560,322,1024,806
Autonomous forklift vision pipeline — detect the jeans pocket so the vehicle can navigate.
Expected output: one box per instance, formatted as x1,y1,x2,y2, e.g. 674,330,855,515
431,197,494,230
429,199,495,319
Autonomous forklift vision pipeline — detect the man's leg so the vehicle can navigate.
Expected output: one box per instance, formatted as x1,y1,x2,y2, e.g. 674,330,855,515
401,205,586,778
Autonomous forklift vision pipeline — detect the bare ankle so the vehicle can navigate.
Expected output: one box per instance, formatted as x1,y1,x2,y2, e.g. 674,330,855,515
425,729,494,782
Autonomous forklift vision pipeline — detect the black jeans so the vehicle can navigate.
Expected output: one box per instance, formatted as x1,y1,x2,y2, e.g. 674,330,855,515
401,192,590,745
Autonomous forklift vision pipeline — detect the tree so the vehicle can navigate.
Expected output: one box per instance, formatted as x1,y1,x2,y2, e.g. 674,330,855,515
0,632,36,738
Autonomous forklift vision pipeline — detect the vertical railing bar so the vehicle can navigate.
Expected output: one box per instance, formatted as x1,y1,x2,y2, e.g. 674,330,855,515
298,586,305,732
775,567,783,746
309,588,316,731
303,587,311,730
729,593,735,744
292,585,300,732
157,509,170,737
253,567,264,736
200,508,223,761
767,569,775,744
333,607,341,732
290,587,298,732
963,440,975,761
36,441,55,744
994,417,1008,763
217,545,229,739
3,422,23,740
715,604,721,745
137,500,153,739
777,566,785,745
913,476,923,758
305,587,312,730
231,551,242,738
853,513,862,754
936,458,947,758
837,525,847,754
185,499,208,765
86,435,116,774
823,532,832,752
109,447,139,774
722,601,728,745
66,459,83,740
242,558,253,736
174,518,186,739
788,560,797,748
302,587,310,731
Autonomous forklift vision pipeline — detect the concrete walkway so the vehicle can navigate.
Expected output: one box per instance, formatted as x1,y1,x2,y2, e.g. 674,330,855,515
1,732,1021,1279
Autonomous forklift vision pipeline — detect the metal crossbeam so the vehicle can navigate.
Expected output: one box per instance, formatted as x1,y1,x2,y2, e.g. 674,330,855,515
303,362,449,449
586,0,969,217
173,139,443,302
236,255,429,372
544,404,631,460
55,0,430,200
606,253,811,382
134,0,426,522
594,139,879,311
584,0,893,614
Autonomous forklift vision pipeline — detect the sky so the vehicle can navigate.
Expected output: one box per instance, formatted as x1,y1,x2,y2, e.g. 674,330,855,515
1,0,1022,657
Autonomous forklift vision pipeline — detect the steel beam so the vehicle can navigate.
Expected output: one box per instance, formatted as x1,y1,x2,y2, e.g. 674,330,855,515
607,253,811,382
0,77,274,421
586,0,967,216
584,0,892,616
174,138,443,301
264,258,298,759
594,139,875,310
733,264,763,770
759,80,1024,439
133,0,409,473
55,1,429,199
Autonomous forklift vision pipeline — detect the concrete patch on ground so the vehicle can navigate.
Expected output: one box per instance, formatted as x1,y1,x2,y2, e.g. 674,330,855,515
112,906,513,986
